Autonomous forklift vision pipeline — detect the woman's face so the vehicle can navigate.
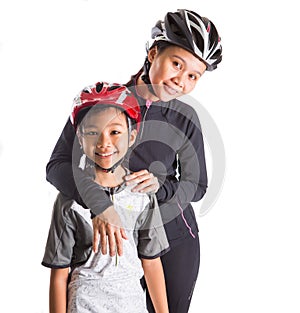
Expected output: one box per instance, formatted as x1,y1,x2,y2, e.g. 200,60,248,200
148,45,207,102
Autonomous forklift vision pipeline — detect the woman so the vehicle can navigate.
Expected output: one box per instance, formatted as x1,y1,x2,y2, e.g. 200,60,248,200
46,9,222,313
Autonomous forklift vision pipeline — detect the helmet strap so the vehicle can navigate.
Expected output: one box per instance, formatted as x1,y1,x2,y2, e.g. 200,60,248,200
95,157,125,173
94,119,133,174
141,57,157,96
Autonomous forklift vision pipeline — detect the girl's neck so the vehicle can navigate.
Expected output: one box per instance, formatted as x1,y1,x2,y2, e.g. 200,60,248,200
94,165,126,188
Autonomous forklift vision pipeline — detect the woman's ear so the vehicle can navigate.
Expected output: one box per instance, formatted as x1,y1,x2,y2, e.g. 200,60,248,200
147,46,158,63
128,129,137,148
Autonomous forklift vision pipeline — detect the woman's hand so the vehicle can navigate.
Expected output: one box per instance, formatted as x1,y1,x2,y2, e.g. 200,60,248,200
125,170,159,194
92,205,128,256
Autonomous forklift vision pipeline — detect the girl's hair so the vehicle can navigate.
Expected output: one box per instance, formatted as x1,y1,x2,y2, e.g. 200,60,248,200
77,105,136,135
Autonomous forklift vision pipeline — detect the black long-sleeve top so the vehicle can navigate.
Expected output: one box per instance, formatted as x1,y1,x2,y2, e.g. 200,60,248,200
46,79,208,242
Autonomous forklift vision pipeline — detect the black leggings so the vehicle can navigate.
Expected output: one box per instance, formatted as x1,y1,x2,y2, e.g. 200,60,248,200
145,234,200,313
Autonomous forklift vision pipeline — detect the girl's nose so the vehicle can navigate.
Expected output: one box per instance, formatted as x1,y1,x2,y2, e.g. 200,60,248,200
96,132,111,147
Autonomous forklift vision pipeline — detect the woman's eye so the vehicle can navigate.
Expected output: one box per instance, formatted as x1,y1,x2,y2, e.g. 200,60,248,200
173,61,182,70
189,73,200,81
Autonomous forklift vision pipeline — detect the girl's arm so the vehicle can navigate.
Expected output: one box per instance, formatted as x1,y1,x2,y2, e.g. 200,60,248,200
137,195,170,312
49,268,69,313
141,258,169,313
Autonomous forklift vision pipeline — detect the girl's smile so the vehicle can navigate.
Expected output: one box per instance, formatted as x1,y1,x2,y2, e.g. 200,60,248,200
79,107,136,171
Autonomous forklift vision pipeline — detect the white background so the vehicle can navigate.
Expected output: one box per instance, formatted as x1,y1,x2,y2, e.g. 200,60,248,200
0,0,299,312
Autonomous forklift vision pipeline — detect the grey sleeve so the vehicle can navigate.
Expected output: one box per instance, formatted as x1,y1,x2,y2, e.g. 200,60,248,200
41,193,76,268
136,194,170,259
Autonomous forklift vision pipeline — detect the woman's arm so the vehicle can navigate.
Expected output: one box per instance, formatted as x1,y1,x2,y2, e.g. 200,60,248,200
127,114,207,205
46,118,113,215
156,118,208,204
141,258,169,313
49,268,69,313
46,119,127,254
46,119,78,199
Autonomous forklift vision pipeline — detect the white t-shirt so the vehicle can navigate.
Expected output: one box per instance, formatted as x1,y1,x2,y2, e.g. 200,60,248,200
42,183,169,313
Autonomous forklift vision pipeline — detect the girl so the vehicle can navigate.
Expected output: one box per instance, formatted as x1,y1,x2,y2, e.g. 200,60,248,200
42,83,169,313
46,9,222,313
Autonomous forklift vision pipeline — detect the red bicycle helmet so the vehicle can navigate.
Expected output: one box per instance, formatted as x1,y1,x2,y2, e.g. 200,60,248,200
71,82,141,131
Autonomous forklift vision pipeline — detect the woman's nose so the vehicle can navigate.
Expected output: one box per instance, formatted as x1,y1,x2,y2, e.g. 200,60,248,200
172,74,184,88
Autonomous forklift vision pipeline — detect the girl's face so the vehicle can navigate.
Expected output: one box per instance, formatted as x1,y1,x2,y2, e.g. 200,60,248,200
78,107,136,170
148,45,207,102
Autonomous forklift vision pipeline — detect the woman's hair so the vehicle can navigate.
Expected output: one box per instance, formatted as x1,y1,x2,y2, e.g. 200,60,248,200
151,40,171,55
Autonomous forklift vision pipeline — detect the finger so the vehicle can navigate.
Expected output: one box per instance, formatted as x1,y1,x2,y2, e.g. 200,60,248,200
125,169,148,179
132,176,158,192
93,228,99,253
107,227,116,257
131,180,150,192
136,185,158,194
100,224,107,255
120,228,128,240
125,176,146,185
115,231,124,256
127,175,152,188
125,170,149,184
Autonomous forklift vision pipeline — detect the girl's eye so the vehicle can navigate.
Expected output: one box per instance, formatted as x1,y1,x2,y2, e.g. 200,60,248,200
111,130,121,135
189,74,197,80
84,131,98,136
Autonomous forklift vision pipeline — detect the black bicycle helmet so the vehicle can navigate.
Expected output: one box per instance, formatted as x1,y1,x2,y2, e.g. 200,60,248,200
150,9,222,71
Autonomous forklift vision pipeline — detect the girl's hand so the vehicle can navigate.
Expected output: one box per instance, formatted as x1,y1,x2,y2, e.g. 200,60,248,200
125,170,159,194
